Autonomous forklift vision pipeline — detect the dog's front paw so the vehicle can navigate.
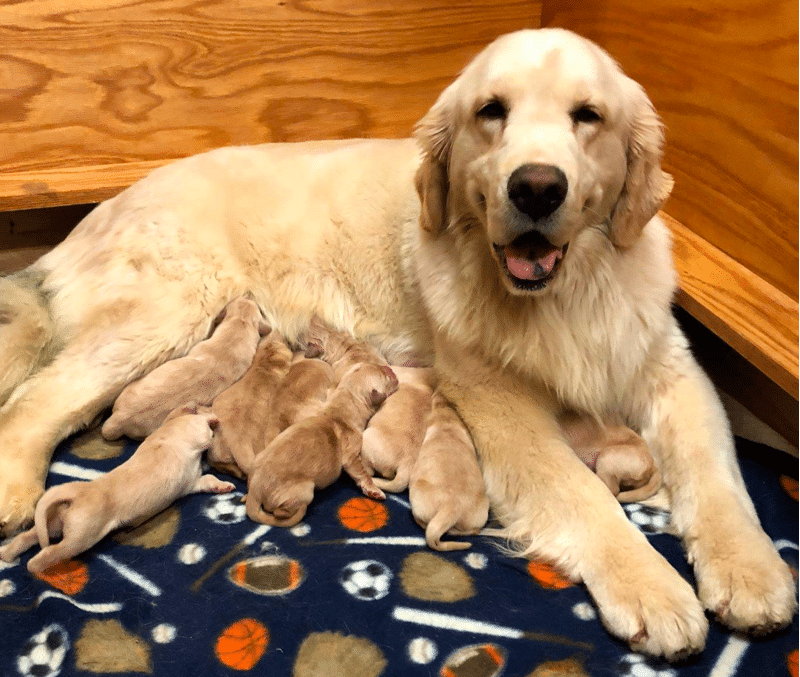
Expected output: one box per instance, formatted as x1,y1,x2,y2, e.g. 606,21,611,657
0,474,43,537
693,527,797,635
590,545,707,659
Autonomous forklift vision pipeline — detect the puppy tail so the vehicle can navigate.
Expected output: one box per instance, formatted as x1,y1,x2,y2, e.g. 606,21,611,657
616,467,663,503
34,483,78,549
424,510,472,551
100,414,124,441
0,271,56,407
373,465,411,493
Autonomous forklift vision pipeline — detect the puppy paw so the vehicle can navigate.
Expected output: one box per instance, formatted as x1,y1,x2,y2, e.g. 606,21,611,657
0,476,43,537
590,546,707,659
693,529,797,635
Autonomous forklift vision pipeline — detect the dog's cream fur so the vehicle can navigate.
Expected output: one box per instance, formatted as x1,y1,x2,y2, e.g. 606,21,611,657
0,28,794,657
102,296,269,440
409,392,489,551
0,406,232,573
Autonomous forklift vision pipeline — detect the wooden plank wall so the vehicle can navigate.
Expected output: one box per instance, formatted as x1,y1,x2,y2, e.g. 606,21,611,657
0,0,539,211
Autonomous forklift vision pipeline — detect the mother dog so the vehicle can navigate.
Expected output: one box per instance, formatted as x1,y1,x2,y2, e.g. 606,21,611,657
0,29,794,657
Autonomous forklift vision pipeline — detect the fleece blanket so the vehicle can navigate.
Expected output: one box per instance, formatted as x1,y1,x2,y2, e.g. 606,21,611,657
0,431,796,677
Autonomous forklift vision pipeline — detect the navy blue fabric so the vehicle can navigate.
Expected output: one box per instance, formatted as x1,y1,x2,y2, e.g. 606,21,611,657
0,435,796,676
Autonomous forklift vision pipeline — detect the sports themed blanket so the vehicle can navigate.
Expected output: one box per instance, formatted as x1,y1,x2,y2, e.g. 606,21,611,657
0,430,796,677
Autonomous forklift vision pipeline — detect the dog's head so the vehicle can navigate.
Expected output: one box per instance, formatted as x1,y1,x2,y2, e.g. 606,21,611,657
414,28,672,296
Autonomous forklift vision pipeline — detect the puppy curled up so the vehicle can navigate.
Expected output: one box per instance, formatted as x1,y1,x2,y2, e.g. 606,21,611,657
207,330,294,479
559,411,662,502
361,366,435,493
0,405,232,573
409,392,489,551
245,363,399,527
102,297,269,440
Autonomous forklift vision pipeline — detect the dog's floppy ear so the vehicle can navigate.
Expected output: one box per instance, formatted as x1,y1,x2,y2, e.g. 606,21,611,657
413,83,457,235
609,78,674,248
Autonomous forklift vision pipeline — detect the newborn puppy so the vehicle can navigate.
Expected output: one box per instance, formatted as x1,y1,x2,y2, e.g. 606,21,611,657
246,363,399,527
304,315,390,379
0,405,231,573
362,366,435,492
207,331,293,479
264,352,336,441
410,392,489,551
559,412,662,502
102,297,269,440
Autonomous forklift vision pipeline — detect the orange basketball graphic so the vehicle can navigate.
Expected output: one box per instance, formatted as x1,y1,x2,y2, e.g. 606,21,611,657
35,559,89,595
215,618,269,670
787,649,798,677
527,560,573,590
338,497,389,532
780,476,798,502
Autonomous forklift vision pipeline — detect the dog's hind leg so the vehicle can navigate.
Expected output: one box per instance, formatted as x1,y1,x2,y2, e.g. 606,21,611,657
0,299,219,535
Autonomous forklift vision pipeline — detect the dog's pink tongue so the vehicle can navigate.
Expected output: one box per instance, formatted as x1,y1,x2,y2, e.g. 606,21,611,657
505,249,560,281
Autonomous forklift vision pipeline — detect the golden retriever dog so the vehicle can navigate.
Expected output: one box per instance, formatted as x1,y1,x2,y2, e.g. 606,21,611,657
559,411,662,502
409,392,489,551
102,296,269,440
361,366,436,492
245,363,399,526
0,28,793,657
0,405,232,573
206,330,293,479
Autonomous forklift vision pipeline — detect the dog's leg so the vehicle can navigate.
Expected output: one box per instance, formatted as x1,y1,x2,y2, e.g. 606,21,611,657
634,333,797,635
436,342,707,659
192,475,236,495
0,527,40,562
0,306,216,535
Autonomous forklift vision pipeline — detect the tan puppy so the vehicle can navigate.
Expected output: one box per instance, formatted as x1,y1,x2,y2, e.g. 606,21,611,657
246,363,399,526
410,392,489,551
207,331,293,479
362,366,435,492
264,353,336,441
305,315,391,380
560,412,662,503
0,405,231,573
102,297,269,440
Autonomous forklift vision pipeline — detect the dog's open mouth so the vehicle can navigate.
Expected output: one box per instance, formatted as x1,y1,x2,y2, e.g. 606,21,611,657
493,231,568,291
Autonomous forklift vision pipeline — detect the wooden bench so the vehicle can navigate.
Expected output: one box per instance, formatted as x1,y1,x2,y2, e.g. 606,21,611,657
1,0,796,437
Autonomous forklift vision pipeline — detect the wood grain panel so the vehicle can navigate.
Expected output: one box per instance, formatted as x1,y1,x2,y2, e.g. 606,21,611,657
664,213,798,396
0,0,539,210
542,0,798,300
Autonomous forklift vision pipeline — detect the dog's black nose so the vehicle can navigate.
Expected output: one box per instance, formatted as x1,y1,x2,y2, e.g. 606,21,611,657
507,164,568,221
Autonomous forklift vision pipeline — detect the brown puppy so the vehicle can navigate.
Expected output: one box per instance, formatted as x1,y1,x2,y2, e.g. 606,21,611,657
246,363,399,526
102,297,269,440
0,405,231,573
207,330,293,479
410,392,489,551
362,366,435,493
305,315,391,380
559,412,662,503
264,352,336,441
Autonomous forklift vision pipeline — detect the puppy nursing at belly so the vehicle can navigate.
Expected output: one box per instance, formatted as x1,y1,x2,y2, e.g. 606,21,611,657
102,297,268,441
245,362,398,526
410,392,489,551
0,406,233,573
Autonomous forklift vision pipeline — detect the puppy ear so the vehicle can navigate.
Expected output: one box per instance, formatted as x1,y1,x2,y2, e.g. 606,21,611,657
413,85,456,235
608,78,673,248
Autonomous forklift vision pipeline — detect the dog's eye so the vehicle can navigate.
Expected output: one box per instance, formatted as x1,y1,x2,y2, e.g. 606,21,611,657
476,99,507,121
571,105,603,124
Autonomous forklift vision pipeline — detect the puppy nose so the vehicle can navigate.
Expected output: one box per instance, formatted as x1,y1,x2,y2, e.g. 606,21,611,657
507,164,568,221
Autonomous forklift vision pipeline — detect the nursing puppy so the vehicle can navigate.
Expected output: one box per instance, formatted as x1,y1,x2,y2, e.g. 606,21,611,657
207,330,293,479
409,392,489,551
246,363,399,526
0,406,231,573
560,412,662,502
264,353,336,441
362,366,435,492
102,297,268,440
305,315,392,380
